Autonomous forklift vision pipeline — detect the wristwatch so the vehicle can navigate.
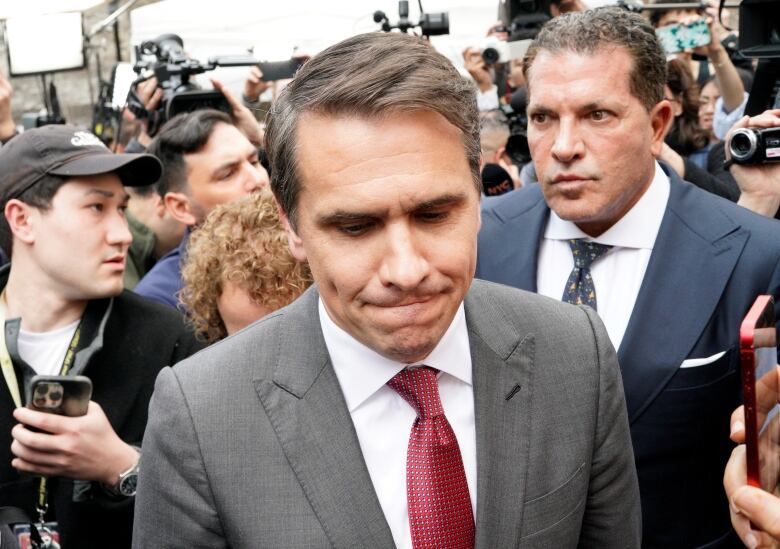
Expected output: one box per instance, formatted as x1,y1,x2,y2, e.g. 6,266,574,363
116,459,140,497
105,447,140,497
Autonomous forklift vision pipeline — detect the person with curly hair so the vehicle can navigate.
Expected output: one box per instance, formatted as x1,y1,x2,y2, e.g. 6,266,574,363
180,191,311,342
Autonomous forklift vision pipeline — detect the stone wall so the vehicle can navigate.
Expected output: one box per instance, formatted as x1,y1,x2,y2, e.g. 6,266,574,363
3,0,160,128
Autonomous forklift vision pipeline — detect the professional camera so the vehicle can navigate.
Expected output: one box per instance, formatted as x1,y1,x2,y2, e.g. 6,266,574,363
374,1,449,37
727,127,780,164
500,88,532,165
127,34,257,136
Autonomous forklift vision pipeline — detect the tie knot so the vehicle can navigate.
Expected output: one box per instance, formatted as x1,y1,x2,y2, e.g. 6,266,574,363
568,239,612,269
387,366,443,419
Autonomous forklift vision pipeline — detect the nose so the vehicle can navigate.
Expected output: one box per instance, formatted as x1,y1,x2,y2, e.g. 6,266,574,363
550,119,584,165
245,162,269,192
109,212,133,248
378,223,431,291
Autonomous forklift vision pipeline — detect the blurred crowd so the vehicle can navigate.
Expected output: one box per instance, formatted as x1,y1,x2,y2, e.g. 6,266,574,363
0,2,779,548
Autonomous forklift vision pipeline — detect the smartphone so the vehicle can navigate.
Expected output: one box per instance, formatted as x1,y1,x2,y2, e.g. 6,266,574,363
258,58,306,82
740,295,779,495
656,18,711,55
26,375,92,417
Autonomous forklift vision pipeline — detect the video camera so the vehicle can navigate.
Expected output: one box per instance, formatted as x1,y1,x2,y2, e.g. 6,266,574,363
127,34,259,136
738,0,780,117
374,1,449,37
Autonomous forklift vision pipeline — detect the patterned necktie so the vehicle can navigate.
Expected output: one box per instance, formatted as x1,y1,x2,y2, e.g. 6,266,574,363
562,239,612,310
387,367,474,549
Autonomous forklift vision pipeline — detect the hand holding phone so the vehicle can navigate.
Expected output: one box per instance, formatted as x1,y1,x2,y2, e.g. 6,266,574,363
656,18,712,55
12,397,138,484
26,375,92,417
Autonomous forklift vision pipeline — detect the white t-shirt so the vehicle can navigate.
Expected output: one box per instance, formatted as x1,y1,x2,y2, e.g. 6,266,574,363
17,319,80,376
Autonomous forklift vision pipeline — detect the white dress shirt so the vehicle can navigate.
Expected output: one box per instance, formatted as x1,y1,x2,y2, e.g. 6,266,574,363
319,299,476,549
537,162,670,350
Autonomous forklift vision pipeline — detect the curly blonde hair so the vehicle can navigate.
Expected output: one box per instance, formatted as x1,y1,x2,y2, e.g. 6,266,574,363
180,191,312,342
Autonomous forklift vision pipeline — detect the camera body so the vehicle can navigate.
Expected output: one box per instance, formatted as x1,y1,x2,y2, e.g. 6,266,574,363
129,34,257,136
728,127,780,164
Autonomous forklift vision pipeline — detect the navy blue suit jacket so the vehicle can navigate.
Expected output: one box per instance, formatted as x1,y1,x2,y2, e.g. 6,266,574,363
476,169,780,548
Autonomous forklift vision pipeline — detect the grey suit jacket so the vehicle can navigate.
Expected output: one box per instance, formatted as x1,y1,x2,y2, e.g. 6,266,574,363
132,280,640,548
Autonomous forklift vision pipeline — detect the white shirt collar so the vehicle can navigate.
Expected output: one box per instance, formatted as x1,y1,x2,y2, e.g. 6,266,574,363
544,161,670,249
319,298,472,413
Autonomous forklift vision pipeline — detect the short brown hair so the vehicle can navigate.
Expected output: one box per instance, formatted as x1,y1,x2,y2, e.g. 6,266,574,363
265,32,481,228
180,191,312,342
523,7,666,112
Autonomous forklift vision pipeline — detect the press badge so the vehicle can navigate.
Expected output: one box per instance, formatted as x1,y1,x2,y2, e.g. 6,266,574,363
13,523,61,549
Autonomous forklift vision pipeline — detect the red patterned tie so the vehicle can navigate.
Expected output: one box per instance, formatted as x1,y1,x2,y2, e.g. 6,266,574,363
387,367,475,549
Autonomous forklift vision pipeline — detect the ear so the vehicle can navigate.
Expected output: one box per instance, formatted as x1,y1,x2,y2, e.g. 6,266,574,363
278,206,307,262
496,146,509,165
163,192,197,226
5,199,37,246
649,100,675,157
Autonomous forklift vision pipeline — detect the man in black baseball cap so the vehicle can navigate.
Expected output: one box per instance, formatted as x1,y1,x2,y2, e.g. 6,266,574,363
0,125,201,548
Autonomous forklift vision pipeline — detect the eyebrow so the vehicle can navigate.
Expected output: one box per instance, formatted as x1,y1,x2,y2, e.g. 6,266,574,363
84,188,129,200
210,149,259,179
315,192,468,226
210,159,241,178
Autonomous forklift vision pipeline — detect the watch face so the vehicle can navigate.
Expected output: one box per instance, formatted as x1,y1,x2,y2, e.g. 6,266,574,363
119,473,138,497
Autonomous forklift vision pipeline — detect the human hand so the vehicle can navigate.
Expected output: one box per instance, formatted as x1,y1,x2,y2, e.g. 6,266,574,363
731,364,780,444
657,142,686,178
243,66,271,103
11,401,139,486
724,445,780,548
0,72,15,141
486,21,508,41
211,78,263,147
497,157,522,189
728,110,780,216
462,47,493,92
124,77,162,146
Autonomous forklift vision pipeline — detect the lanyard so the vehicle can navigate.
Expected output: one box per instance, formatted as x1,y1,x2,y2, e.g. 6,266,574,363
0,289,82,525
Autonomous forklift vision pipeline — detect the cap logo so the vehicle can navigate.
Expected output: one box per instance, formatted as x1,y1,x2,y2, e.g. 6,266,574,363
71,131,106,148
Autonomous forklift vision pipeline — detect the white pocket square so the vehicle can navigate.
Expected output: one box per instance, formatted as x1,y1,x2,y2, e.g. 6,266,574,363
680,351,727,369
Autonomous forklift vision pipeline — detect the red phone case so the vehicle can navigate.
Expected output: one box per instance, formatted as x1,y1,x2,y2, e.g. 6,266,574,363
740,295,775,489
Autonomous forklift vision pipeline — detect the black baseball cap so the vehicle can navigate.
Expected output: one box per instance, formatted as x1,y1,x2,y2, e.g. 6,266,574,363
0,124,162,201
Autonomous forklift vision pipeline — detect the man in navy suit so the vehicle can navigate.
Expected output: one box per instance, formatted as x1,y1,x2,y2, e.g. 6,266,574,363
476,8,780,548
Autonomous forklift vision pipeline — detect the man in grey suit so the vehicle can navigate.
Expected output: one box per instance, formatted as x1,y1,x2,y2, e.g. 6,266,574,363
132,32,641,548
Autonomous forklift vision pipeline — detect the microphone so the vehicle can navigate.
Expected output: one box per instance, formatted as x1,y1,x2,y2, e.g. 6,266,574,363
481,163,514,196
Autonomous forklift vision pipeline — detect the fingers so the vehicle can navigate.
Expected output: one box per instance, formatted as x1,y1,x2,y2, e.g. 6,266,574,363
724,445,759,547
248,66,263,84
136,77,159,104
731,405,746,443
13,407,69,434
745,110,780,129
0,71,12,97
734,485,780,544
211,78,246,116
147,87,163,112
11,423,61,452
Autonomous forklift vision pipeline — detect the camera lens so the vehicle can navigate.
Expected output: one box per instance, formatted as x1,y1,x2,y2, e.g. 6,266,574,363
729,129,758,161
482,47,499,64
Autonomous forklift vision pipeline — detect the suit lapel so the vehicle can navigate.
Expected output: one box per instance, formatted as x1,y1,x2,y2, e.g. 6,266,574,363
253,288,395,548
478,188,548,292
465,285,535,549
618,176,747,422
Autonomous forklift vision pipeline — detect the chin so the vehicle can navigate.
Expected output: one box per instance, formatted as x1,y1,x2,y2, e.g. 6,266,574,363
380,329,442,364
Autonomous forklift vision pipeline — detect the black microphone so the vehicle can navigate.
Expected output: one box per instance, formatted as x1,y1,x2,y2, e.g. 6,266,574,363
509,87,528,115
481,163,514,196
